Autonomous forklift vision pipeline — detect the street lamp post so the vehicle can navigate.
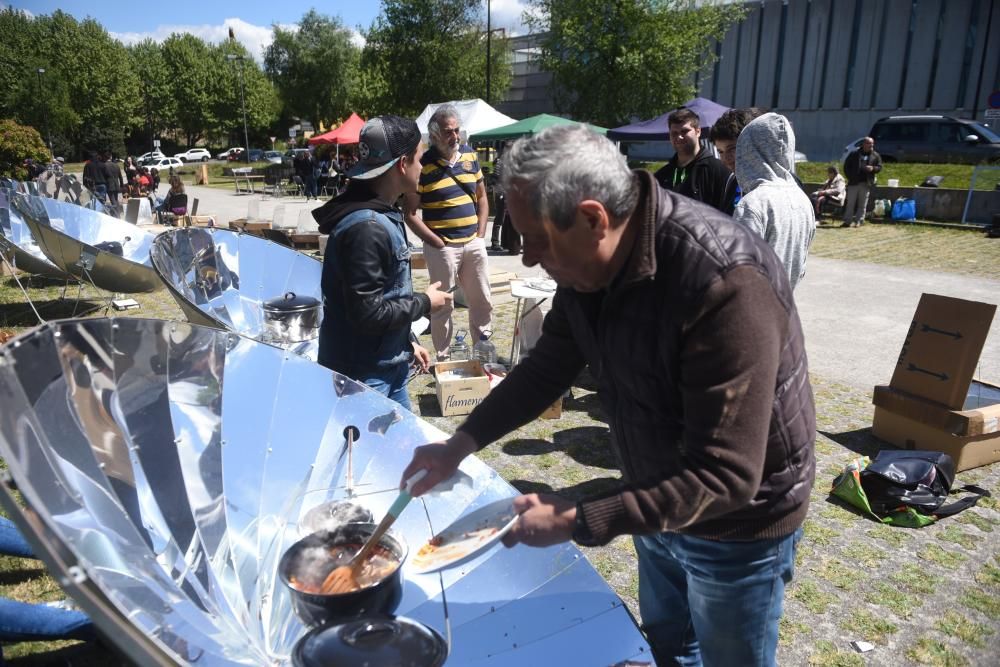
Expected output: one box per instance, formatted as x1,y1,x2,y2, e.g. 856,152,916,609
486,0,491,105
226,54,251,164
36,67,52,156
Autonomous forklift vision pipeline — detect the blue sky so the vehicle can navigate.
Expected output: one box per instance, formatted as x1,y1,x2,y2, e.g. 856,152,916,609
7,1,530,61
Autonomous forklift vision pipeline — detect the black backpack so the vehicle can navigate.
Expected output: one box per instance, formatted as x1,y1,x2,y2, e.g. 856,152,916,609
860,450,989,520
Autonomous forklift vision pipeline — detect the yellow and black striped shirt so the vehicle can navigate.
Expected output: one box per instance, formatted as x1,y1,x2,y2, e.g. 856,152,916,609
417,145,483,243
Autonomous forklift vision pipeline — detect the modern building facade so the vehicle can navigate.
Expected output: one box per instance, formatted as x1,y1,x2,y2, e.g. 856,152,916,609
497,0,1000,160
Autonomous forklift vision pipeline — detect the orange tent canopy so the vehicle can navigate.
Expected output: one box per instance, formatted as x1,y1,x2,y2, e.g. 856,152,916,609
308,113,365,145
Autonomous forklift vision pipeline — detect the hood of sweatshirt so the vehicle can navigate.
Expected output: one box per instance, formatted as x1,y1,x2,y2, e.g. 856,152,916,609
312,181,397,235
734,112,798,195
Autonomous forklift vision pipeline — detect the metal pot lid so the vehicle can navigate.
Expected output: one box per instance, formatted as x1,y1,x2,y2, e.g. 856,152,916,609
293,614,447,667
263,291,320,312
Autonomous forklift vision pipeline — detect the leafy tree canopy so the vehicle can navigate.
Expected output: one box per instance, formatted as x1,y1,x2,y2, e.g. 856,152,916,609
0,118,51,179
361,0,512,117
264,10,360,131
527,0,745,127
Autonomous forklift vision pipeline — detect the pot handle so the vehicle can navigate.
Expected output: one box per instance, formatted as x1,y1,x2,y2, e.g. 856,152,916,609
284,291,296,301
343,620,400,646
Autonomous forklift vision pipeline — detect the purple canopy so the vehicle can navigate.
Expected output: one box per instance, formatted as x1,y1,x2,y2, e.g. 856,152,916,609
607,97,730,141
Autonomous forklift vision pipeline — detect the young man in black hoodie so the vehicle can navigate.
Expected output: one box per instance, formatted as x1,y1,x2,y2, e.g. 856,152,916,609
653,107,731,213
312,116,452,409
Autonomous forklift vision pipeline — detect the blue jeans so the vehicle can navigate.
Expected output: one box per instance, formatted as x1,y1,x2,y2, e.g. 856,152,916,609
0,518,96,652
361,363,412,411
633,527,802,667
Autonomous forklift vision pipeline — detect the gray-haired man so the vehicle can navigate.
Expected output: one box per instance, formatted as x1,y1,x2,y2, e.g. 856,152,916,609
402,124,815,666
403,105,492,360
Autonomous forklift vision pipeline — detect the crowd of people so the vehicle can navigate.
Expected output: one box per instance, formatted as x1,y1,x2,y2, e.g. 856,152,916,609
8,100,886,665
308,103,823,667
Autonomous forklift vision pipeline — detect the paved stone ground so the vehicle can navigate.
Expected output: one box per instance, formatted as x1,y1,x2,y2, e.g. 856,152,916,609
1,188,998,665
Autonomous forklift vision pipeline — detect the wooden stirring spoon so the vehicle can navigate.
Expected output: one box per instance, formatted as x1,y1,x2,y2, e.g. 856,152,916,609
321,469,427,594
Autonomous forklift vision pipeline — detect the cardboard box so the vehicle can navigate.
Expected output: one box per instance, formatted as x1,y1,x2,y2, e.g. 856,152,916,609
539,397,563,420
454,271,517,307
872,406,1000,472
188,215,217,228
888,294,996,409
871,293,999,470
435,360,491,416
411,251,426,270
872,381,1000,437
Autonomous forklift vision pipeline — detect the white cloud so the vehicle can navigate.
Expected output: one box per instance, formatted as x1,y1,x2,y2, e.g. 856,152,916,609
111,17,297,62
111,17,366,60
488,0,533,36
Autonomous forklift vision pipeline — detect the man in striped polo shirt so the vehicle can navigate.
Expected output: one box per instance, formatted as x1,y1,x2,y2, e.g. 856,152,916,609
404,105,493,360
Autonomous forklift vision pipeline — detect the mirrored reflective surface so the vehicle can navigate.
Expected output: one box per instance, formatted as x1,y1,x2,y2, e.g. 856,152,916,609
150,227,323,360
11,194,161,292
0,185,71,278
0,318,650,666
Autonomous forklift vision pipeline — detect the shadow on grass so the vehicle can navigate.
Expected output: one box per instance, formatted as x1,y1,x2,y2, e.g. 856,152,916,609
0,567,46,586
818,427,883,457
415,392,443,418
503,426,617,469
508,476,622,500
6,641,121,666
0,299,105,327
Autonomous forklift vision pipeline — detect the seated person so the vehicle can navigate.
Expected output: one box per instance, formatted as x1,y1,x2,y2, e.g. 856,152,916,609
0,516,96,660
137,168,152,194
811,165,846,217
156,175,187,224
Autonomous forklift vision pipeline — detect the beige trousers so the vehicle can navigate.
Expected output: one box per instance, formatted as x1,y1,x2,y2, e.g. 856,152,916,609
423,237,493,358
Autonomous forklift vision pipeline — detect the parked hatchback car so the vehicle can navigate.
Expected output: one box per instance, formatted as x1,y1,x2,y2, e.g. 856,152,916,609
175,148,212,162
217,147,243,160
867,115,1000,164
150,157,184,172
137,151,165,166
262,151,284,164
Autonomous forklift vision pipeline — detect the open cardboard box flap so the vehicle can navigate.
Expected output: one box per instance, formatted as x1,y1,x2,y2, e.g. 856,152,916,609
888,293,996,409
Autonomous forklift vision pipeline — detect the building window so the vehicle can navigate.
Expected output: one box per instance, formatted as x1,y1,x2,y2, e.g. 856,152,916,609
956,0,980,109
896,0,917,109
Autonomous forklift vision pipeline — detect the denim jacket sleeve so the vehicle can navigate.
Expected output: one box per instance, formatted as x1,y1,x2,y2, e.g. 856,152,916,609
333,215,430,335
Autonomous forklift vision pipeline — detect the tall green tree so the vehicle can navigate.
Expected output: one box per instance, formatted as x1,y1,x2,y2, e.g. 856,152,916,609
128,39,174,153
527,0,745,126
215,40,280,148
161,33,218,148
0,9,138,158
264,11,360,131
361,0,512,117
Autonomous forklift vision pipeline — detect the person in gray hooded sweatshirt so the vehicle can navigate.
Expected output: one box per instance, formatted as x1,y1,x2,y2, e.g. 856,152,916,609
733,113,815,290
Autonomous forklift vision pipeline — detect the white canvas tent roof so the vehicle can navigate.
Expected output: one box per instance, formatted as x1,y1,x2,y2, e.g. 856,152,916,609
415,98,517,143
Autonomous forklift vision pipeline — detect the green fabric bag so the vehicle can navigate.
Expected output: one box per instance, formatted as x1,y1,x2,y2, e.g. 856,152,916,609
830,456,936,528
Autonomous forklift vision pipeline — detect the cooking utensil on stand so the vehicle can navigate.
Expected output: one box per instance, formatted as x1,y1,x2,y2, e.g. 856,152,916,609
322,469,427,594
343,425,360,495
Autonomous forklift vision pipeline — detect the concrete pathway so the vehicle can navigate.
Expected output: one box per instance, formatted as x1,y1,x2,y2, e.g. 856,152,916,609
180,184,1000,394
796,257,1000,392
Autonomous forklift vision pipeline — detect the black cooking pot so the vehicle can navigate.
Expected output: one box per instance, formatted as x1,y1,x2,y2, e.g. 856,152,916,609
262,291,321,343
279,522,406,627
292,615,448,667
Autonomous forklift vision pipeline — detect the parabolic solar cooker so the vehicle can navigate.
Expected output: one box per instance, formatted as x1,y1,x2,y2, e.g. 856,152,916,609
0,317,652,665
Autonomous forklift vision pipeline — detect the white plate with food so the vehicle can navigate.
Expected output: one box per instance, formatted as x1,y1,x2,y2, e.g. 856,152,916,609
410,498,520,574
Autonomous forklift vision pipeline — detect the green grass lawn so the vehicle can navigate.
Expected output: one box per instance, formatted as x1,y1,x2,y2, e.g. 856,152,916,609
637,160,1000,191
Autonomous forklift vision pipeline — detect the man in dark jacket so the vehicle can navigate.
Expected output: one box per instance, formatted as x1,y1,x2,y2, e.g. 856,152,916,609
314,116,452,409
403,125,815,666
841,136,882,227
83,153,106,200
653,107,731,213
101,152,124,207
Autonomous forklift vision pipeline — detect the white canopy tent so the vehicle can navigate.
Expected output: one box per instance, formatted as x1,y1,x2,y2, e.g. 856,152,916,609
415,98,517,144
